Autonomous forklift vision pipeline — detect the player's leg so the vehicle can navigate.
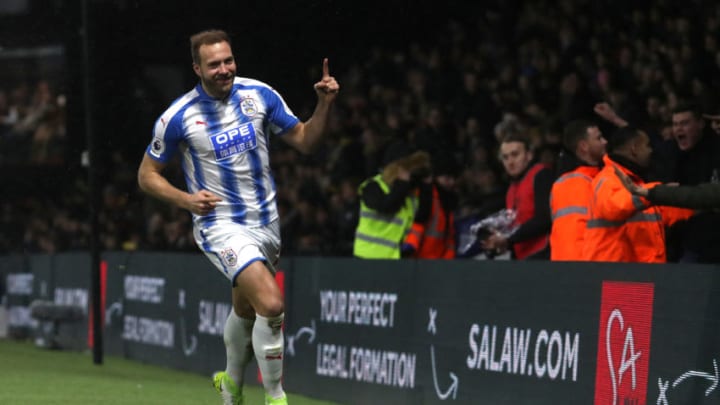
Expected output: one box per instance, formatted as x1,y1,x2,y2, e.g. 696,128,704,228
197,225,254,405
212,290,254,405
198,220,286,404
225,290,256,393
235,261,287,403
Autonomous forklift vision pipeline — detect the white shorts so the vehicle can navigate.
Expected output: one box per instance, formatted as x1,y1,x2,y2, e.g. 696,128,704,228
194,220,281,285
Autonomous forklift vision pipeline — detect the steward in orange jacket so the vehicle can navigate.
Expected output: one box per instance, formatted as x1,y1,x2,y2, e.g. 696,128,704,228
550,165,600,260
581,127,693,263
403,151,459,259
549,120,607,261
403,185,456,258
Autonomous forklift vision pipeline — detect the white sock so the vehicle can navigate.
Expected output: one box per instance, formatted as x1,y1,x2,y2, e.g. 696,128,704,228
224,311,255,390
253,313,285,399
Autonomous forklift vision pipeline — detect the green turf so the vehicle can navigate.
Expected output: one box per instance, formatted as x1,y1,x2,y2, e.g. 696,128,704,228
0,338,338,405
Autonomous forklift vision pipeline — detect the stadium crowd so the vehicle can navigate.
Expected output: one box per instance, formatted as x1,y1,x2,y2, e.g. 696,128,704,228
2,0,720,263
0,79,67,165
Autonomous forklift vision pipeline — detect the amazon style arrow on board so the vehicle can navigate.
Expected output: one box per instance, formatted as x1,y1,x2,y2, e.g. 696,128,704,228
428,307,459,400
286,319,317,356
657,359,719,405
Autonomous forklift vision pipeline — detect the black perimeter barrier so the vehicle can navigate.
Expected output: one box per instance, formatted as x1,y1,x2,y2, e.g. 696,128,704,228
1,252,720,405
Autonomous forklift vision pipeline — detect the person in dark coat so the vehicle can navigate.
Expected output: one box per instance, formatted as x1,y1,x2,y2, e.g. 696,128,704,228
614,167,720,210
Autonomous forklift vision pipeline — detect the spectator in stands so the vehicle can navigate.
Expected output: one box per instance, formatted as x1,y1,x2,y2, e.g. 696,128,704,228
413,104,458,157
593,102,629,130
482,133,553,260
283,196,326,256
654,102,720,185
30,93,66,164
455,140,506,217
549,120,607,261
14,81,54,140
654,102,720,262
328,178,359,256
402,150,460,259
353,141,430,259
0,90,12,137
581,126,693,262
8,0,720,265
702,104,720,136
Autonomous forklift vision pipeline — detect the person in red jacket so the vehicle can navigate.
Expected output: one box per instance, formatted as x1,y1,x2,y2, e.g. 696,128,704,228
403,150,459,259
581,126,693,262
549,120,607,260
483,133,553,260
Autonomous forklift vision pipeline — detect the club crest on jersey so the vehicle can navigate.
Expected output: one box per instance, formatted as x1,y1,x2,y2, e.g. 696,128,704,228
240,97,258,117
220,248,238,267
150,137,165,157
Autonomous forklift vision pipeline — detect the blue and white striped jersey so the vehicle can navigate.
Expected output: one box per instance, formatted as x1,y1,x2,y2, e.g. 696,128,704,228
146,77,300,228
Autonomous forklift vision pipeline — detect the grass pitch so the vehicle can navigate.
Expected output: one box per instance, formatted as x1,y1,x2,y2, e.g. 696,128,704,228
0,338,338,405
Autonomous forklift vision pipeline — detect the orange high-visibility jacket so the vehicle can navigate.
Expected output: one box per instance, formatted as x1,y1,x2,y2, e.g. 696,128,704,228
580,155,693,263
549,165,600,261
404,185,456,259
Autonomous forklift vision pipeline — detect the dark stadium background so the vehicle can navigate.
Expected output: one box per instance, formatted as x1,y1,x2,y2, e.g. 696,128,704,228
0,0,485,173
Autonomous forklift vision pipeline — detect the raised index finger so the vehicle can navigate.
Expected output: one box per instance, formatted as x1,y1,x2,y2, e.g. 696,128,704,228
322,58,330,78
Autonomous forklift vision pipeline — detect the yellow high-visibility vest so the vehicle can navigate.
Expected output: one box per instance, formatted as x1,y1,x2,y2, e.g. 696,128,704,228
353,174,417,259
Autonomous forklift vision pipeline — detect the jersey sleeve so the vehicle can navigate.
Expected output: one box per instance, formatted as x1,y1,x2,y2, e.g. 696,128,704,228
259,86,300,135
146,112,184,163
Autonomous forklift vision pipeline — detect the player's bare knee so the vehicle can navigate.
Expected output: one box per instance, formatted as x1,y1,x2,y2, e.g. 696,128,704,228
257,297,284,318
266,299,285,318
